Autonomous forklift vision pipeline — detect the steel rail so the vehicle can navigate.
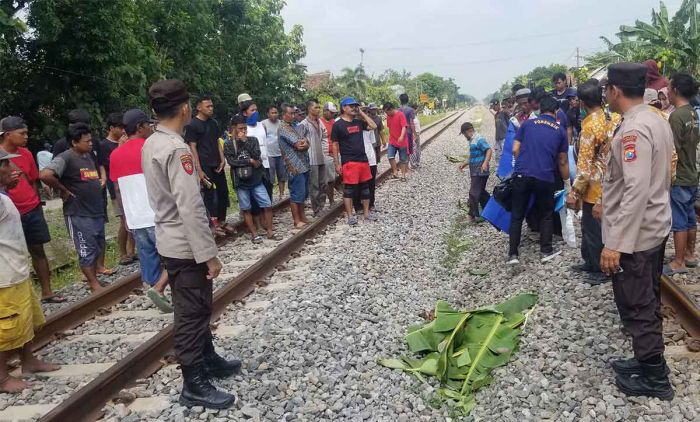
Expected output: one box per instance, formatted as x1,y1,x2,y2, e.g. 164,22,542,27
660,274,700,339
39,109,466,422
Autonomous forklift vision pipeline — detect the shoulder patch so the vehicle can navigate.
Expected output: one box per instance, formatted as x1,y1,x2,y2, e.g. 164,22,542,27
623,144,637,163
622,134,637,145
180,153,194,175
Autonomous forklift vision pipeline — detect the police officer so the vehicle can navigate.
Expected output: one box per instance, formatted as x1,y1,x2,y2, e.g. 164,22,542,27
600,63,675,400
142,80,240,409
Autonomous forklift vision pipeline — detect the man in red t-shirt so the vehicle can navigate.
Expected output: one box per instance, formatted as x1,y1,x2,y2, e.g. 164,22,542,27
109,109,172,313
383,103,408,180
0,116,63,302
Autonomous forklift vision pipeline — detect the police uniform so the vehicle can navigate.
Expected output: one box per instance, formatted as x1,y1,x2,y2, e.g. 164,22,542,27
601,63,674,400
142,79,238,409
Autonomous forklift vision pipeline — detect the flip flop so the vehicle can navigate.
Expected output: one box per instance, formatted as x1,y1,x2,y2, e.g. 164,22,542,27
685,258,699,268
146,288,173,313
97,268,115,276
220,224,237,235
662,264,688,276
41,295,67,304
118,256,136,265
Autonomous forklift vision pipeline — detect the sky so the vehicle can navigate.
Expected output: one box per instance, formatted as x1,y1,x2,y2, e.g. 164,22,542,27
281,0,684,99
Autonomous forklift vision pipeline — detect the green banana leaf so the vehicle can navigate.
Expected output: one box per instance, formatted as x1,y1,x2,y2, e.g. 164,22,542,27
379,293,538,416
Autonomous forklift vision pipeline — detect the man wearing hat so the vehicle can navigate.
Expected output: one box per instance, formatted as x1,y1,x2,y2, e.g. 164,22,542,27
331,97,378,225
0,148,61,393
458,122,492,222
600,62,675,400
108,109,172,313
0,117,62,303
142,80,238,409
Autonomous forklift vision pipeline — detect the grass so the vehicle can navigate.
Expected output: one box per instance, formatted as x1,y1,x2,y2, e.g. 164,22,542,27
442,201,472,270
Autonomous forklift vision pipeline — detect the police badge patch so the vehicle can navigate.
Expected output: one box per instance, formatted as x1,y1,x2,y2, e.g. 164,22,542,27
623,144,637,162
180,153,194,174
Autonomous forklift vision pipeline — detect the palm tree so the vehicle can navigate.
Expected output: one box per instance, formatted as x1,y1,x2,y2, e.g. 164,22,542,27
337,66,369,98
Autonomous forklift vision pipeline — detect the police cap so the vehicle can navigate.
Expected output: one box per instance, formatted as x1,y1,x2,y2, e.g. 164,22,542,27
607,62,647,89
148,79,190,113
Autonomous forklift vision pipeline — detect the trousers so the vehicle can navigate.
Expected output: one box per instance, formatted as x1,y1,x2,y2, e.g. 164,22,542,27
353,165,377,212
612,241,666,361
509,175,555,256
202,166,230,222
164,257,215,366
309,164,328,214
580,202,603,272
468,175,490,217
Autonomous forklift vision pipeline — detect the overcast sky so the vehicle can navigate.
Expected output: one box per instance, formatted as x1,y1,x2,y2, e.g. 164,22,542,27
282,0,684,99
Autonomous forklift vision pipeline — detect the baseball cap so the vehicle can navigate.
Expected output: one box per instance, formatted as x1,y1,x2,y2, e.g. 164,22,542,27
0,116,27,136
367,103,378,110
0,149,20,161
340,97,359,107
323,102,338,113
565,87,578,98
148,79,190,113
459,122,474,135
237,93,253,103
515,88,531,99
123,108,156,134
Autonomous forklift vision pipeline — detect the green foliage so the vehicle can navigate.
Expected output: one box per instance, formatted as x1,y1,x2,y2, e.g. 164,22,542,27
486,64,567,103
379,294,538,415
0,0,306,145
306,66,470,110
598,0,700,75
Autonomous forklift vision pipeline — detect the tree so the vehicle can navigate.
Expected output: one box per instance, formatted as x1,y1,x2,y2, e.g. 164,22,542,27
602,0,700,75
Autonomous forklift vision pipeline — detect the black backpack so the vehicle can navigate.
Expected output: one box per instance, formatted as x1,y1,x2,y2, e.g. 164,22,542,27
492,176,513,211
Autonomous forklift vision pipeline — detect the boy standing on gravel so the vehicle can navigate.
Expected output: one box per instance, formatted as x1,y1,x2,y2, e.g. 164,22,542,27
0,149,60,393
458,122,492,223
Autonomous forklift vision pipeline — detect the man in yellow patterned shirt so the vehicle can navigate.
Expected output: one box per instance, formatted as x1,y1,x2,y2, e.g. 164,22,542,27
567,80,621,284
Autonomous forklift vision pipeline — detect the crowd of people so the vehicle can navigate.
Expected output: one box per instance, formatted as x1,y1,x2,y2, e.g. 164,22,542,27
464,60,698,402
0,81,425,404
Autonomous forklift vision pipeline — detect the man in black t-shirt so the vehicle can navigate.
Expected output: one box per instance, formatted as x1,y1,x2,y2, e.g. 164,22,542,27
331,97,378,225
41,123,106,294
99,112,134,265
184,96,230,236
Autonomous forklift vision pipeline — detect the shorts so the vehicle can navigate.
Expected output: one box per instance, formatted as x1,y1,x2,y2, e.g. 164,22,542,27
237,183,272,211
65,215,106,267
289,172,310,204
20,205,51,246
132,226,163,286
387,144,408,163
324,156,337,183
269,156,288,183
671,185,698,231
342,161,372,185
0,279,45,352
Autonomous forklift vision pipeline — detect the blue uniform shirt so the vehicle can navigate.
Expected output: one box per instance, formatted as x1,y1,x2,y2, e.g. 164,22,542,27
513,114,568,183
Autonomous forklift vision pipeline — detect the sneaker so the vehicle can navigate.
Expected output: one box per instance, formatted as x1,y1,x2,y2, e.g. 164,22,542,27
366,211,378,222
541,249,562,263
506,255,519,265
347,215,358,226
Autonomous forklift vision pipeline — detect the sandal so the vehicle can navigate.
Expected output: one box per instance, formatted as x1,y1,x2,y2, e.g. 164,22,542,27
267,233,283,241
119,256,136,265
662,264,688,276
41,295,67,304
97,268,115,276
220,223,237,235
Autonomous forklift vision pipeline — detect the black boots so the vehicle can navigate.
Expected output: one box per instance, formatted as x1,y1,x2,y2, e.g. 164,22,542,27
180,364,236,409
614,358,674,401
204,351,242,379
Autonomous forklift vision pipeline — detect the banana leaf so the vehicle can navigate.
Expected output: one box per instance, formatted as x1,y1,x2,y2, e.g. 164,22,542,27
379,293,538,416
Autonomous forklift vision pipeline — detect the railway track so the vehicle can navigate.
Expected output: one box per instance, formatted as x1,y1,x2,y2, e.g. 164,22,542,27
660,274,700,341
0,110,465,422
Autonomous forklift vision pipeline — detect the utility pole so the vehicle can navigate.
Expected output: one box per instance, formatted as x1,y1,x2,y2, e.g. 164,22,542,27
576,47,582,69
359,48,365,68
